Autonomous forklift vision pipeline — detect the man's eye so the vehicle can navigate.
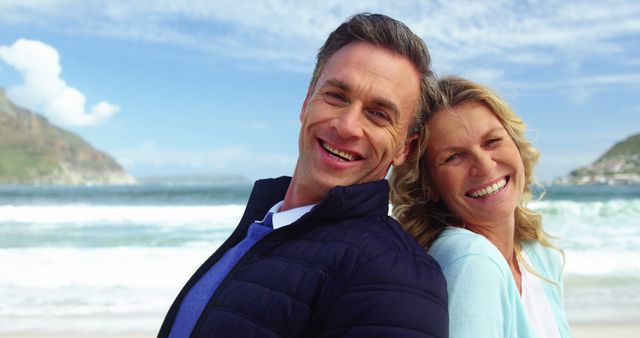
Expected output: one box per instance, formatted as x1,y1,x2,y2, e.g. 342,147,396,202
367,109,391,122
324,92,348,105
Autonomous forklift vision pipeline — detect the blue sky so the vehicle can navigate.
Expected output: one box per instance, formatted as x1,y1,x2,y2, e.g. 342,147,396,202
0,1,638,182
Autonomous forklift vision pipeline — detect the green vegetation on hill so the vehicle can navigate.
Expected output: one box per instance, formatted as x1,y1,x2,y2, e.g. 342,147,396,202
0,88,135,185
597,132,640,161
567,131,640,185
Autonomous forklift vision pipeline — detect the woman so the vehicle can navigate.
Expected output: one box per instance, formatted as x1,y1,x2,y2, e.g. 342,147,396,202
391,76,571,337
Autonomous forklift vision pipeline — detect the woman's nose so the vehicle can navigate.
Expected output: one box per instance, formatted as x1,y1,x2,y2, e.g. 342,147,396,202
469,152,495,177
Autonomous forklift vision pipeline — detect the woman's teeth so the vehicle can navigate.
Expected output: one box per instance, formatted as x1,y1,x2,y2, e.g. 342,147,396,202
468,178,507,198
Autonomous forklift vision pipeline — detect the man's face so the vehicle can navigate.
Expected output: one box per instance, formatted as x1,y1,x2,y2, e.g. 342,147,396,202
293,41,421,204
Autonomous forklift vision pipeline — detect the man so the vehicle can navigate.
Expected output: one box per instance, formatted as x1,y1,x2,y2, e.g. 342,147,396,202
159,13,447,338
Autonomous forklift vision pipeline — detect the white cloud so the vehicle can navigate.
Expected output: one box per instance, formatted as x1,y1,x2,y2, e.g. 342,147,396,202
628,105,640,113
512,72,640,91
2,1,638,71
1,0,639,106
504,52,555,65
0,39,119,126
460,68,505,86
113,142,297,179
249,122,269,130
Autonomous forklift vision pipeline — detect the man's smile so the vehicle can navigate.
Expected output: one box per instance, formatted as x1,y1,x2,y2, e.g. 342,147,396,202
320,140,360,162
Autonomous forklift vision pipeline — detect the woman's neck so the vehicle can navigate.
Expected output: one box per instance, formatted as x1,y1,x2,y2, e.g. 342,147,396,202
508,250,522,294
465,219,522,293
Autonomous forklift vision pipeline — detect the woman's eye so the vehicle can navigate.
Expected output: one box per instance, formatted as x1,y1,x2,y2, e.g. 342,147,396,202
445,153,461,163
485,138,502,147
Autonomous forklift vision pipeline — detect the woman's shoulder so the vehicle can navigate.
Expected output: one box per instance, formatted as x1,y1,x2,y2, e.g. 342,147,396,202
428,227,509,274
522,240,564,281
429,227,503,257
429,228,521,326
522,240,562,262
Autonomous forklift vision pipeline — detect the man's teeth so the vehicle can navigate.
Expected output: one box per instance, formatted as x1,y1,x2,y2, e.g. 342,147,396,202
469,178,507,198
322,142,354,161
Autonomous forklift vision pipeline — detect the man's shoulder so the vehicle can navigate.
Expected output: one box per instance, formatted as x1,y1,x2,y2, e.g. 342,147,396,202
271,212,440,276
250,176,292,199
301,214,445,280
314,213,426,255
241,176,292,223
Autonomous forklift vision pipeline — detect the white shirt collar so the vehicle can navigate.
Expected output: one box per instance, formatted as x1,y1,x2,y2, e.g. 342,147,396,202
261,200,316,230
521,251,562,338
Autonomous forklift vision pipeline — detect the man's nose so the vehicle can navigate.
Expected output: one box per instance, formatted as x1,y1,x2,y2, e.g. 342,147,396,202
331,106,364,139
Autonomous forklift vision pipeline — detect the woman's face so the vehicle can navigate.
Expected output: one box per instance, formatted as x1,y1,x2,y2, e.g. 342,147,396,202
425,101,525,229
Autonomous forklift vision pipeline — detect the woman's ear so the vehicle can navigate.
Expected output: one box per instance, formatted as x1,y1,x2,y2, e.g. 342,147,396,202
428,189,440,202
425,180,440,202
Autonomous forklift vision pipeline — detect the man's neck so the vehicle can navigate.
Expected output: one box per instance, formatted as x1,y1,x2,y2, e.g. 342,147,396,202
281,175,323,212
280,180,312,211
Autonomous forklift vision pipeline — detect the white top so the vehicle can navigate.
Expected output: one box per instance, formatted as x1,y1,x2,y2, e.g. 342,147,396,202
265,201,316,229
521,251,562,338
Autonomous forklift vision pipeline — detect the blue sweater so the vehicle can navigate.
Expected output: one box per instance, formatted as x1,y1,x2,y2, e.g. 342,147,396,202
159,177,448,337
428,227,571,338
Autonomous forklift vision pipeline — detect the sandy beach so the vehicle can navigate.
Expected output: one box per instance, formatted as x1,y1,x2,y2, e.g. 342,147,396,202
571,322,640,338
2,323,640,338
0,333,155,338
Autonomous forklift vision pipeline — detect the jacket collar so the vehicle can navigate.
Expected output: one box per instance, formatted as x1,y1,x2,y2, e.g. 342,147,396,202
309,179,390,222
239,176,390,230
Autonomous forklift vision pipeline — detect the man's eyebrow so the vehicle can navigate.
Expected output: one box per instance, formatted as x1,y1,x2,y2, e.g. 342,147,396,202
323,79,401,117
371,97,400,118
324,79,351,92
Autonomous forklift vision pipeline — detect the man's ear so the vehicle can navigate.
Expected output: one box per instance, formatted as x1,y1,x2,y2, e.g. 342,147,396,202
391,134,419,167
429,188,440,202
299,89,312,121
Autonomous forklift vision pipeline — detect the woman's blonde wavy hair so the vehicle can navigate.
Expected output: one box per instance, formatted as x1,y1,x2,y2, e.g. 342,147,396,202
390,76,556,255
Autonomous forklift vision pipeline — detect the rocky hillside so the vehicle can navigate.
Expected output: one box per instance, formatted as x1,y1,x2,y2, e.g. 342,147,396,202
0,89,136,185
567,132,640,185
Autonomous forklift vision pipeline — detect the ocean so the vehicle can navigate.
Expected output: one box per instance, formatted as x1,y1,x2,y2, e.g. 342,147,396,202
1,183,639,333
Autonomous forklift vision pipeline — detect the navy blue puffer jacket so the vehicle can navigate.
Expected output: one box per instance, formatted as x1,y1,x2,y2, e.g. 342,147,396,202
159,177,448,337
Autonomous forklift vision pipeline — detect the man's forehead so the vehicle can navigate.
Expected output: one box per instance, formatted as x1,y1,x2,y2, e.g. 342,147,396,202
316,43,420,113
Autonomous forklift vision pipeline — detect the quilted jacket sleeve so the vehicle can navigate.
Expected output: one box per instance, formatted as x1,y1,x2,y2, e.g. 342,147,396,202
317,251,449,338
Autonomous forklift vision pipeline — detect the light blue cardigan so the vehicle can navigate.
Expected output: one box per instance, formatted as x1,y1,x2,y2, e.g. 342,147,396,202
429,227,571,338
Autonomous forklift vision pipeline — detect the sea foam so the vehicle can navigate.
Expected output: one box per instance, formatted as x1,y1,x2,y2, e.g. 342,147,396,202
0,204,245,227
2,188,640,330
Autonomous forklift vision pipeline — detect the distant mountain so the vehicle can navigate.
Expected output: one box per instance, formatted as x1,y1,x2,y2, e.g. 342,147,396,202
0,88,136,185
138,174,250,186
596,133,640,162
566,132,640,185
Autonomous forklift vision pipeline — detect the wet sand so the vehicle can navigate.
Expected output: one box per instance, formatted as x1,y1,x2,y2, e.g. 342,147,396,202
3,322,640,338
